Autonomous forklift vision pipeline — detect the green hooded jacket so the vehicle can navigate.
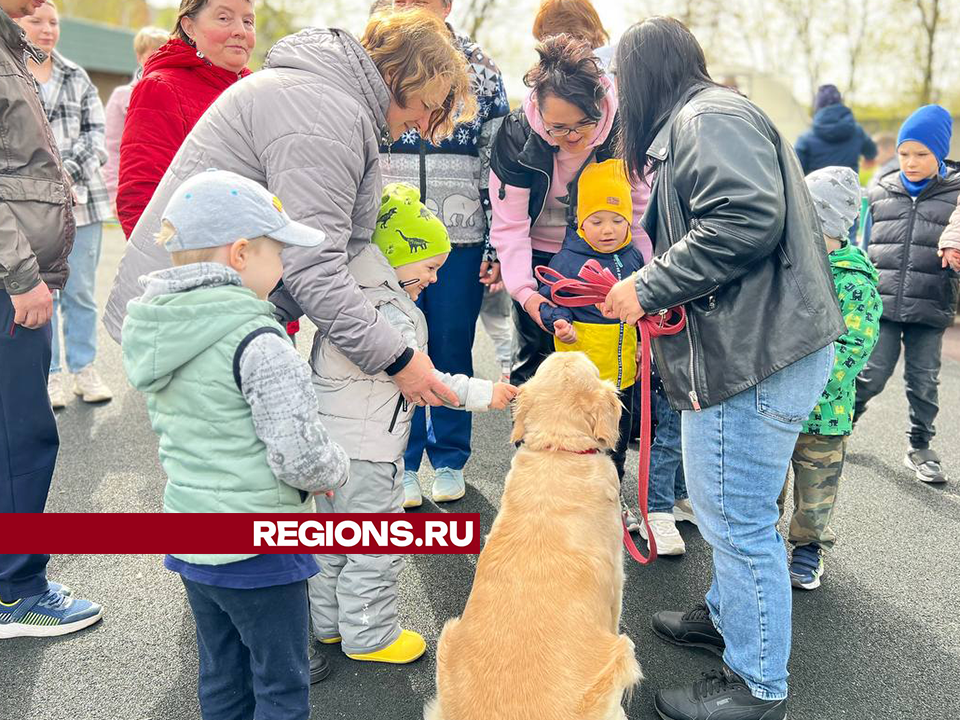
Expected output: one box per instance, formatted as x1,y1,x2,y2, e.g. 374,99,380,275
122,264,313,565
803,244,882,436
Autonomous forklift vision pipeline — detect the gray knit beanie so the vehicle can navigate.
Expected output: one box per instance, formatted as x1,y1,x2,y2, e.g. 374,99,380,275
804,166,862,240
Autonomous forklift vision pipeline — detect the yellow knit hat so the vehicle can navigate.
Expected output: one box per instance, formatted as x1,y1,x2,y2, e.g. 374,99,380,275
576,159,633,252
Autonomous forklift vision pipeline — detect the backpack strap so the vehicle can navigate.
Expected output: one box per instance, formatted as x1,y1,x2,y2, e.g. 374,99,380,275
233,326,285,392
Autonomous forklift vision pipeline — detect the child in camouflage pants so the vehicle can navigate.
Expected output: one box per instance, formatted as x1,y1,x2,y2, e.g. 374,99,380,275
779,166,882,590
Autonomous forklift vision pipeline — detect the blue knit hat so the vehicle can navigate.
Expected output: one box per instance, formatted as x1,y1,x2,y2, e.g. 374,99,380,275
897,104,953,163
814,84,842,113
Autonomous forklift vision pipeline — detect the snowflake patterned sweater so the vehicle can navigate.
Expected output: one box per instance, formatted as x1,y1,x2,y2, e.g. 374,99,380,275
803,243,882,436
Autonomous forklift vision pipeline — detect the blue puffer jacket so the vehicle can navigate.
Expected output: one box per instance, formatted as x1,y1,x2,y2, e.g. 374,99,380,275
538,229,644,389
795,104,877,174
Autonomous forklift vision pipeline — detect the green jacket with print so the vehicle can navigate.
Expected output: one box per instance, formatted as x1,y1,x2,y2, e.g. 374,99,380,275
803,243,882,436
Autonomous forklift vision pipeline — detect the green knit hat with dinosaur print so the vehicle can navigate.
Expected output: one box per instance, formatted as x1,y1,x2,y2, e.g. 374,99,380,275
372,183,451,268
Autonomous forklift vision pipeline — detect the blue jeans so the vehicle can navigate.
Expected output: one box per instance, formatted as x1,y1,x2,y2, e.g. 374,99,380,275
405,245,485,472
649,382,688,513
681,344,834,700
182,578,311,720
0,291,58,602
51,222,102,374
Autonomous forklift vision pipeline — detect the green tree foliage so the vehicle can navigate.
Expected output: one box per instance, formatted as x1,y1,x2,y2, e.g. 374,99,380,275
58,0,152,28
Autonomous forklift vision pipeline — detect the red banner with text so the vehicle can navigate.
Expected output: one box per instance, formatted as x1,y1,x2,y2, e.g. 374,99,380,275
0,514,482,554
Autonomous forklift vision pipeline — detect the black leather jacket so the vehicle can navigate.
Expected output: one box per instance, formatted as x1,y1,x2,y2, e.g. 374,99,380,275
636,86,846,411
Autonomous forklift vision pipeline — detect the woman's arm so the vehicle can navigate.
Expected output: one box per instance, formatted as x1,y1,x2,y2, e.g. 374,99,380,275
60,73,108,192
489,171,537,305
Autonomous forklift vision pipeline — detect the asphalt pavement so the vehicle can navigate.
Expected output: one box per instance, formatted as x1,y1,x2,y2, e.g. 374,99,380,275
2,224,959,720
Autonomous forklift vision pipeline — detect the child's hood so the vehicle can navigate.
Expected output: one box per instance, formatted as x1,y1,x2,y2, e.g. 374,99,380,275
829,243,878,284
121,263,277,393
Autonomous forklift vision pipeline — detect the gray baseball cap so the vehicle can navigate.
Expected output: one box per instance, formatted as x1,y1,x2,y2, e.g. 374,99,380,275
161,169,325,252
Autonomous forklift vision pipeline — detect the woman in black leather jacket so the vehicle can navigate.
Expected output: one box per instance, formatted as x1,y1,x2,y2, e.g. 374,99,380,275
601,18,844,720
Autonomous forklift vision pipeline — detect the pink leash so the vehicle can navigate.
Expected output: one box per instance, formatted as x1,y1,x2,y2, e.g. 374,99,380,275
535,259,687,564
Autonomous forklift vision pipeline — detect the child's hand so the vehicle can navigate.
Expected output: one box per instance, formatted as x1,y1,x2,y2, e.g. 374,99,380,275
941,248,960,272
489,382,519,410
314,490,335,498
553,319,578,344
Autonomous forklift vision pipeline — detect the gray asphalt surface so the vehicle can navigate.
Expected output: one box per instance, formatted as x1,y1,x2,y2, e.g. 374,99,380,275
2,224,959,720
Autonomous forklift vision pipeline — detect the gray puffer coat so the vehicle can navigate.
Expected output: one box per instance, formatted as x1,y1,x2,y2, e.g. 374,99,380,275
867,166,960,329
103,28,407,375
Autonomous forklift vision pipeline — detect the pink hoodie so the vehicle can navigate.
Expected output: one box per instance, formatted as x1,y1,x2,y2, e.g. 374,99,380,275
490,76,652,306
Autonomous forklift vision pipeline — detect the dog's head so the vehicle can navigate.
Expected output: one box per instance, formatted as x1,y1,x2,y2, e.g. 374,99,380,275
511,352,622,452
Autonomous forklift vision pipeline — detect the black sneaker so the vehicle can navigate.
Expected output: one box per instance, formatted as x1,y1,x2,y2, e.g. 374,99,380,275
655,666,787,720
310,645,331,684
652,604,725,656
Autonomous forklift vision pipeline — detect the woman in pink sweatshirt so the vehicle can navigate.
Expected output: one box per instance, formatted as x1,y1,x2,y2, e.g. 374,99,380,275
489,34,651,384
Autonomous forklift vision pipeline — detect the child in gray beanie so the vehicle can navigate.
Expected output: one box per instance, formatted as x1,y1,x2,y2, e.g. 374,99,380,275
779,166,882,590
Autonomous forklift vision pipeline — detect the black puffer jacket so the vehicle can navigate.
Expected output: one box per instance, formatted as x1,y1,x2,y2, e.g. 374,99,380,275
489,107,621,229
867,166,960,328
635,85,845,411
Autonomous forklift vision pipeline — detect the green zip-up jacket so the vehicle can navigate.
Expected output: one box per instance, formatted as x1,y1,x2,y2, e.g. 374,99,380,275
803,243,882,436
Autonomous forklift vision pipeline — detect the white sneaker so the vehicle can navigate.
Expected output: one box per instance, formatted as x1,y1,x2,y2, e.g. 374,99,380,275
638,512,686,555
673,498,699,526
47,374,67,409
73,366,113,403
402,470,423,509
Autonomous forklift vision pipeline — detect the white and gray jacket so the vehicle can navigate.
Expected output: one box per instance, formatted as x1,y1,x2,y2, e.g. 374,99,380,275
312,245,493,462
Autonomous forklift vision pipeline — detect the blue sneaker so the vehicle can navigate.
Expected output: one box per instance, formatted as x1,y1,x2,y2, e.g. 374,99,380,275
431,467,465,502
402,470,423,509
790,543,824,590
47,581,72,597
0,588,102,638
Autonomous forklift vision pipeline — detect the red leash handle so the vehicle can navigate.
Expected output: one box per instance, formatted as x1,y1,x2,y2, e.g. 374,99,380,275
534,261,687,565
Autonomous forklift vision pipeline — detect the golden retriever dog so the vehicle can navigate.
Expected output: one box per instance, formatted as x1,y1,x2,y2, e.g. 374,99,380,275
426,352,642,720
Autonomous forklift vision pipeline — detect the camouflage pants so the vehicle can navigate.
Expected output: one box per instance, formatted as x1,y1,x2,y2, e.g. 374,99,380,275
778,433,847,551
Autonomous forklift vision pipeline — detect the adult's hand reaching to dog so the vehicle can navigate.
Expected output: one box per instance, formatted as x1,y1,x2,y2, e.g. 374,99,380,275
393,350,460,407
10,281,53,329
523,294,555,332
601,275,646,326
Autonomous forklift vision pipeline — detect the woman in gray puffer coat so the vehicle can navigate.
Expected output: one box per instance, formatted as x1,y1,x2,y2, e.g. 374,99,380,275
104,9,476,410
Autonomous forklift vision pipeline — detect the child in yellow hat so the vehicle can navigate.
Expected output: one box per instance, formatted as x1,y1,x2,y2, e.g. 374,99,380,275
537,158,644,509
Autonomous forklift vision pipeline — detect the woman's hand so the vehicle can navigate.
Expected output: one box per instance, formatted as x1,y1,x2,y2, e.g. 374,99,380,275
523,294,555,332
940,248,960,272
393,350,460,407
600,275,646,325
479,260,501,285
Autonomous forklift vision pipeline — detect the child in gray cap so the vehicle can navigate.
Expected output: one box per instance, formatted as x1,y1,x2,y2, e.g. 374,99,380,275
780,166,882,590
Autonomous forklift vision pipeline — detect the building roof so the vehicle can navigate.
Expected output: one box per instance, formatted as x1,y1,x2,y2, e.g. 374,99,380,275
58,17,137,76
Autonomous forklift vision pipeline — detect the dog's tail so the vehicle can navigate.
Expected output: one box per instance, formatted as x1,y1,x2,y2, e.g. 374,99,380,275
578,634,643,716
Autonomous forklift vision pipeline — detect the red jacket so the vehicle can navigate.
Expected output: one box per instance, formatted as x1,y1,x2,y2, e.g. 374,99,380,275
116,39,251,238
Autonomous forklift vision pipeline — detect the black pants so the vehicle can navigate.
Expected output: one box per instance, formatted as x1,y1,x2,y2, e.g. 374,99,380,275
854,319,945,449
182,578,311,720
0,290,59,602
613,384,636,483
509,249,556,385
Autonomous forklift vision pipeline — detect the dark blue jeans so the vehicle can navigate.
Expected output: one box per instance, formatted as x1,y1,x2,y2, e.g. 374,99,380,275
182,578,311,720
648,382,688,513
0,290,58,602
405,245,485,472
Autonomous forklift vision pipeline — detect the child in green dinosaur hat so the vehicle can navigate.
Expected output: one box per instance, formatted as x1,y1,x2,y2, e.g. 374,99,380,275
372,182,453,301
307,183,517,666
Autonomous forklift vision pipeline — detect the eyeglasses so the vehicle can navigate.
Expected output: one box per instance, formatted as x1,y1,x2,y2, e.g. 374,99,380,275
540,113,599,139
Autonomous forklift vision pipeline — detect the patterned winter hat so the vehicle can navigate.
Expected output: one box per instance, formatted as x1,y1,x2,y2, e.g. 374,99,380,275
372,183,451,268
804,166,862,240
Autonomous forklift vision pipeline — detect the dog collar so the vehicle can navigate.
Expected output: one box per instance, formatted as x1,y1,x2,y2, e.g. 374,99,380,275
544,446,600,455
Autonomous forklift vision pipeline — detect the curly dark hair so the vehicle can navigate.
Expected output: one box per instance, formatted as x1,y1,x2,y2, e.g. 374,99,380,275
523,34,605,122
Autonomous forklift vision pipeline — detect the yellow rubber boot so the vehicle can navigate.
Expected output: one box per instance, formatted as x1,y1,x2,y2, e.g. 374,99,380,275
346,629,426,664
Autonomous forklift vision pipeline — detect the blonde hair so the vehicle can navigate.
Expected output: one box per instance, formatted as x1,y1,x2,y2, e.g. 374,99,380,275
533,0,609,49
362,8,477,143
157,220,271,265
134,26,170,58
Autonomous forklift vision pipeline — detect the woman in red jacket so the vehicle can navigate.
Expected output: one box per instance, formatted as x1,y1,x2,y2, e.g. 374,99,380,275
117,0,255,238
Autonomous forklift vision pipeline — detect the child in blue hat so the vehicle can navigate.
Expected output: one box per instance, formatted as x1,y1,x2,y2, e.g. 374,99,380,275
856,105,960,483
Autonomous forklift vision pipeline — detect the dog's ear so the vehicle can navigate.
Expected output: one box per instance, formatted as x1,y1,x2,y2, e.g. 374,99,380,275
510,385,529,445
592,383,623,450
